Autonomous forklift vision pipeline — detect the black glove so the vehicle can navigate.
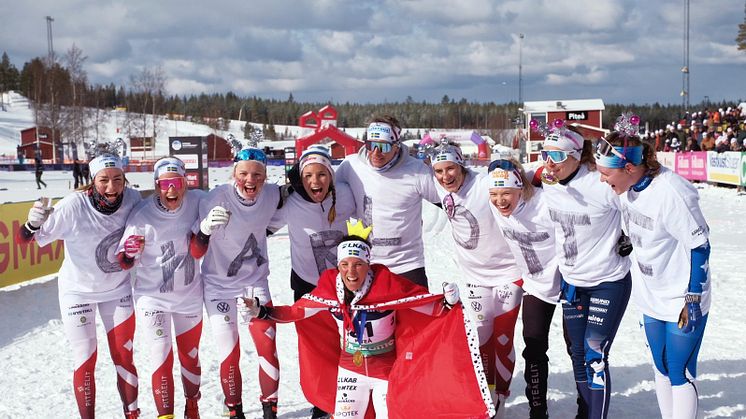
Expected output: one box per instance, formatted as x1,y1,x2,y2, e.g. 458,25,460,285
616,233,633,257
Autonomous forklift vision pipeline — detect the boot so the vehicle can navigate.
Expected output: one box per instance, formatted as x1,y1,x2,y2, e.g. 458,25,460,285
575,394,589,419
124,409,140,419
184,392,201,419
226,402,246,419
262,400,278,419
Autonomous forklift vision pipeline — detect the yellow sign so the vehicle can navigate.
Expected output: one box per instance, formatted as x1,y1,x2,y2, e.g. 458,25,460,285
0,200,64,288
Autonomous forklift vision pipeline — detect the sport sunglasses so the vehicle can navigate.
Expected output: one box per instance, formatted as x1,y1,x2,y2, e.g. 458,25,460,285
234,148,268,164
156,177,185,191
540,149,580,164
365,141,394,153
487,159,516,172
596,138,628,162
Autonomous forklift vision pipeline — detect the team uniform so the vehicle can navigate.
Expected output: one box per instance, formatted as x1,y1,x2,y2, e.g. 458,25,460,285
197,182,281,408
335,145,439,285
491,187,562,417
434,169,523,407
622,167,710,419
542,164,632,419
34,187,142,418
271,180,356,299
117,189,204,417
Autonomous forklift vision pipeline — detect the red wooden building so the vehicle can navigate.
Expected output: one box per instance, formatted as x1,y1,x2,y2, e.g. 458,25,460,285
521,99,605,162
18,127,62,162
206,134,233,160
295,105,362,158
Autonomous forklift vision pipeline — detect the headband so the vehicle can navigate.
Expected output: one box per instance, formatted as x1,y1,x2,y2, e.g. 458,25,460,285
431,143,464,167
531,119,585,151
153,156,186,180
487,168,523,189
367,122,401,143
300,145,334,178
337,240,371,264
89,154,123,178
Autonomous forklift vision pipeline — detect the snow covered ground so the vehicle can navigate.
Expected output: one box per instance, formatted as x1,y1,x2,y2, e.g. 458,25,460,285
1,164,745,419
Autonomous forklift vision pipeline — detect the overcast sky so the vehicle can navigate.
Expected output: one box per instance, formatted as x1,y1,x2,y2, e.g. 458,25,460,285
1,0,745,106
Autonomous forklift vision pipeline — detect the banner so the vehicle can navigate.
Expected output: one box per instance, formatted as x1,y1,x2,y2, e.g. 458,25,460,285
674,152,707,181
657,152,676,170
0,200,64,288
706,151,741,186
741,152,746,187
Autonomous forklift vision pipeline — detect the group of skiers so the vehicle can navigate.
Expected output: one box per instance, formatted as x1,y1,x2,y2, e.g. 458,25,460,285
18,112,711,419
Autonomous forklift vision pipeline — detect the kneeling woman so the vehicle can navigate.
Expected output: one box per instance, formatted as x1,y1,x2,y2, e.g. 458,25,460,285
595,114,711,419
242,219,494,418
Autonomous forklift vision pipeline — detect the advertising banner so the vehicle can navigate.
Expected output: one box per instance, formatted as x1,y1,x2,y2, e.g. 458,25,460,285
657,152,676,170
706,151,741,186
674,152,708,181
0,200,64,288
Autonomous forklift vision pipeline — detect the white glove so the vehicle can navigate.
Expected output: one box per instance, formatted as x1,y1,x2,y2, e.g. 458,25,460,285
443,282,460,307
200,206,230,235
27,198,53,229
237,297,261,324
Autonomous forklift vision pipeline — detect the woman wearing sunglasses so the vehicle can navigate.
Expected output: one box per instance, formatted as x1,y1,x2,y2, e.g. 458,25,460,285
19,153,142,418
486,158,562,419
336,115,439,287
430,142,522,418
595,114,711,419
536,120,631,419
115,156,207,419
190,147,282,419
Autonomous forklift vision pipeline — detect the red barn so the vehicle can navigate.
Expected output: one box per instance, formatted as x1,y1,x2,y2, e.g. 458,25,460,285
18,127,62,162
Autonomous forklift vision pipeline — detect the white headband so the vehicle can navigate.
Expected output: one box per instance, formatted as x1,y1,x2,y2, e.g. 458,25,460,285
153,157,186,180
89,154,123,179
337,240,371,264
367,122,400,143
431,145,464,167
543,129,585,151
487,168,524,189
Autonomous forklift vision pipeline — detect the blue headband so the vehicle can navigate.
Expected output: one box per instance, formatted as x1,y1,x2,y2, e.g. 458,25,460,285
595,145,644,168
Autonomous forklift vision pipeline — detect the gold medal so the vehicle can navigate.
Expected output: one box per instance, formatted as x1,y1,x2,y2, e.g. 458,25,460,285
353,350,363,367
541,171,558,185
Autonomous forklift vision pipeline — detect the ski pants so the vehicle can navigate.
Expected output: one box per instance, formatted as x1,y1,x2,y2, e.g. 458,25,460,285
462,280,523,398
333,367,388,419
642,314,708,419
521,294,558,417
60,291,139,419
205,282,279,406
562,273,631,419
136,306,203,417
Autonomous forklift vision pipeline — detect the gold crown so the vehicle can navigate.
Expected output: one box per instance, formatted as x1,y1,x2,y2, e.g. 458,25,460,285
346,218,372,240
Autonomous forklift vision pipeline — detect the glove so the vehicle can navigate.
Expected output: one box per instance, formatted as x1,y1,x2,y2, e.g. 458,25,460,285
123,235,145,258
443,282,460,307
678,293,702,334
27,199,53,229
237,297,267,324
200,206,230,235
559,278,578,306
616,233,633,257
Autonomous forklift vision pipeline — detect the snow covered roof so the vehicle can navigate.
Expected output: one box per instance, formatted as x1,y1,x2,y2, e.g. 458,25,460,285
522,99,605,113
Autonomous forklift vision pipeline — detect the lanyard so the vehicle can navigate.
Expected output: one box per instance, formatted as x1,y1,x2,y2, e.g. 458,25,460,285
352,310,368,345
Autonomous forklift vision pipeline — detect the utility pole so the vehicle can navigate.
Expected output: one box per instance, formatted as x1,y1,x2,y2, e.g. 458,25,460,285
46,16,55,65
681,0,690,112
518,33,524,107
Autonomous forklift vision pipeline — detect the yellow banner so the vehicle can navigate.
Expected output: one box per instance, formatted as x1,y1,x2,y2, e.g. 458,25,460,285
0,200,64,288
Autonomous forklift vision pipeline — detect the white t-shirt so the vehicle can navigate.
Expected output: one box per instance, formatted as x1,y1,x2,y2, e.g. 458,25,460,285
434,170,520,287
199,182,280,300
271,181,357,285
622,167,711,321
541,164,631,287
336,145,439,273
36,188,142,302
491,188,561,304
118,189,204,313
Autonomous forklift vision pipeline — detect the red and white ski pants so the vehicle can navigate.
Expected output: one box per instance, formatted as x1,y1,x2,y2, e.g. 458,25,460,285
60,291,139,419
205,284,279,406
462,280,524,398
334,367,389,419
136,306,202,416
